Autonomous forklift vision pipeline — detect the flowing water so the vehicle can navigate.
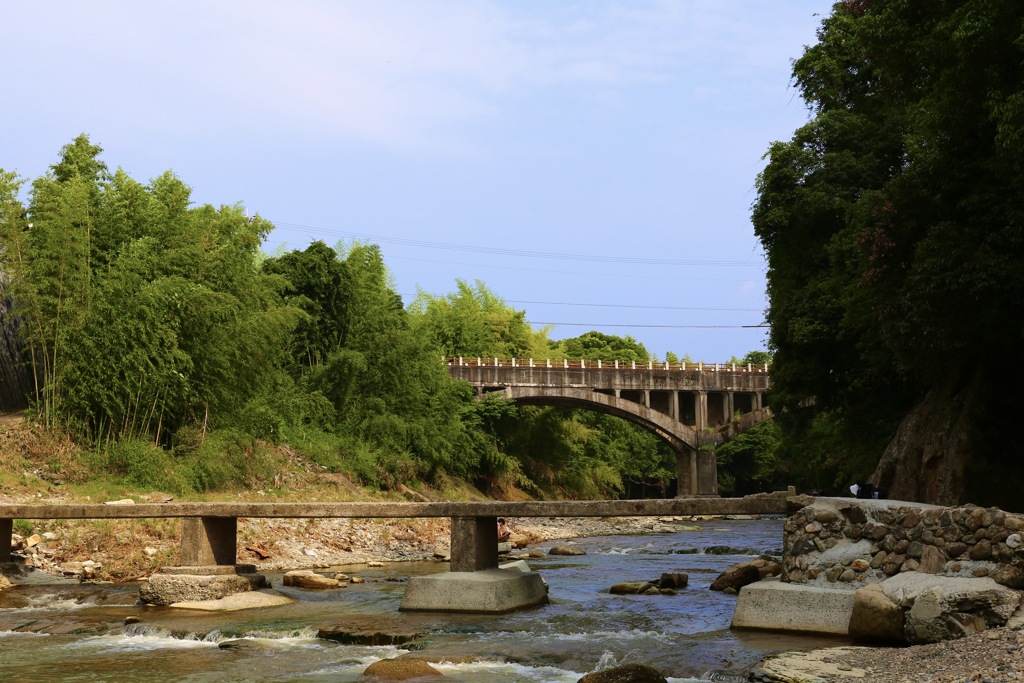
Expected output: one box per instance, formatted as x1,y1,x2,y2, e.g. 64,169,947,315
0,518,847,682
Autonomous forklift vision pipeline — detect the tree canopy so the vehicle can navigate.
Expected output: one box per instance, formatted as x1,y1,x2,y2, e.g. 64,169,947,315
753,1,1024,506
2,135,775,500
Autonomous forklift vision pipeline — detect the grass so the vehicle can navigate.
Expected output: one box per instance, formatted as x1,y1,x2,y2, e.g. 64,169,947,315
0,420,487,580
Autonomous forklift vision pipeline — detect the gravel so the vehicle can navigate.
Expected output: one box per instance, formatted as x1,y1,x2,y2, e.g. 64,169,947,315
805,626,1024,683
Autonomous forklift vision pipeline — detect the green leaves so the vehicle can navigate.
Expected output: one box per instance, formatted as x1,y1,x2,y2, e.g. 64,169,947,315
754,1,1024,503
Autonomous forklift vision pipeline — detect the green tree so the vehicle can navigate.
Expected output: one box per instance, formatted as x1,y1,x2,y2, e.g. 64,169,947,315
556,330,650,362
753,1,1024,505
410,279,552,359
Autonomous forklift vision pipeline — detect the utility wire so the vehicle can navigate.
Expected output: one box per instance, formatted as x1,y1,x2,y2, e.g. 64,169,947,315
401,294,763,313
526,322,769,329
388,254,759,282
268,220,764,268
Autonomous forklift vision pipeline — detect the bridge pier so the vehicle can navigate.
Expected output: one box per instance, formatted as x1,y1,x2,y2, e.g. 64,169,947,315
401,515,548,613
1,517,12,563
675,448,719,497
180,516,238,565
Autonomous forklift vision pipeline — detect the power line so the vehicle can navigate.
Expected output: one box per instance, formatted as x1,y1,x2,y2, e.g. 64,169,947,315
506,299,762,313
401,294,763,313
526,322,769,329
388,254,760,282
268,220,764,268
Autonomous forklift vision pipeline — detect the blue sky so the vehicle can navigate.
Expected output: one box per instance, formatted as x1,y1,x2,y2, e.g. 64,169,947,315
2,1,829,362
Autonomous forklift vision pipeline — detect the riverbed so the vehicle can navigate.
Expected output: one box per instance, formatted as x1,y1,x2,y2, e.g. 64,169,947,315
0,518,848,682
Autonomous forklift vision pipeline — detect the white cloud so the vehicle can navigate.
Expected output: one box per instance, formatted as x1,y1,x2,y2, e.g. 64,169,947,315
4,1,819,152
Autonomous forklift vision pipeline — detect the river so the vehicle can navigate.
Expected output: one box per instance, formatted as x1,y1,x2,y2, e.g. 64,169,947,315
0,518,847,682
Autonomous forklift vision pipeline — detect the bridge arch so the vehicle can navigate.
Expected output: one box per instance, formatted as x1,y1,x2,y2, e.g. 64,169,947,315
449,358,773,497
497,386,702,452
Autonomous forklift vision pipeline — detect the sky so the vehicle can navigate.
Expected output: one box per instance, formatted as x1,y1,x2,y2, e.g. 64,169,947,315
2,1,830,362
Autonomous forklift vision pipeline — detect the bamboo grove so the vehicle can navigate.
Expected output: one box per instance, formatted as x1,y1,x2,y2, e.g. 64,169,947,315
0,136,784,499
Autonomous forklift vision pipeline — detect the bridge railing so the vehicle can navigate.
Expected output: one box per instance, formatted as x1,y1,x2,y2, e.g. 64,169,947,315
444,357,769,373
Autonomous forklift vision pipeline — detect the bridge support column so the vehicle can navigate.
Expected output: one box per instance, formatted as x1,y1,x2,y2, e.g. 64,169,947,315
676,441,719,498
401,515,548,613
141,517,270,606
676,449,697,497
450,516,499,572
642,390,650,408
180,516,238,566
697,451,719,497
1,518,11,563
670,391,679,420
727,392,735,421
696,391,708,429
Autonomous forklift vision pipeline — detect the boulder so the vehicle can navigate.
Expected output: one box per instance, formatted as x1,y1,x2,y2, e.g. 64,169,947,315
917,545,946,574
709,561,761,592
0,575,12,590
363,657,443,680
990,564,1024,589
657,573,688,589
577,663,668,683
880,572,1021,643
140,571,270,606
609,582,655,595
848,584,905,643
283,570,340,589
549,546,586,556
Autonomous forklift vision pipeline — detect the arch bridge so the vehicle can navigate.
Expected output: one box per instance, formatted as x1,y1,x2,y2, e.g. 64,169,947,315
447,358,772,497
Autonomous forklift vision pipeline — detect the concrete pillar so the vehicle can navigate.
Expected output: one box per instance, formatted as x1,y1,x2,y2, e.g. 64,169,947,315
180,517,238,566
675,448,696,497
642,389,650,408
696,391,708,430
450,516,499,572
727,392,735,421
670,391,679,420
0,518,11,563
614,389,621,398
697,450,719,496
721,394,730,424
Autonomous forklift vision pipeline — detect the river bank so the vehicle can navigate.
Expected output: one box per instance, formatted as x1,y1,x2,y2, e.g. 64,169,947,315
7,508,1024,682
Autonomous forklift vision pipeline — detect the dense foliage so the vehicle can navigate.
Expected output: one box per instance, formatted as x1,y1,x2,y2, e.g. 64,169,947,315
753,1,1024,502
1,136,774,499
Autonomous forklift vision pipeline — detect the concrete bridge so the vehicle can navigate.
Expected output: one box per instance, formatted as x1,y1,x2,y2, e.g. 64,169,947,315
1,496,789,611
447,358,773,497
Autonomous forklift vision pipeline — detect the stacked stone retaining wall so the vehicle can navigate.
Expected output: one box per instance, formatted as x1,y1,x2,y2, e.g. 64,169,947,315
782,497,1024,590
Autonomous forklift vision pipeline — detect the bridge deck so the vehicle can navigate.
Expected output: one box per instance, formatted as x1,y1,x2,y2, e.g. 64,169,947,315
0,496,786,520
1,496,789,571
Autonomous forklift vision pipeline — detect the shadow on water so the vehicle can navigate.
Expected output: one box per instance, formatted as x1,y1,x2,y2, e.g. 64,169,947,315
0,519,850,682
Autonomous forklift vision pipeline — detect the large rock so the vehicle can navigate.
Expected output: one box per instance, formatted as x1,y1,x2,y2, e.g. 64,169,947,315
848,583,905,643
282,570,340,589
870,386,971,505
880,572,1021,643
363,657,443,680
709,561,761,592
609,582,655,595
577,663,668,683
549,545,586,556
140,570,270,606
0,575,12,591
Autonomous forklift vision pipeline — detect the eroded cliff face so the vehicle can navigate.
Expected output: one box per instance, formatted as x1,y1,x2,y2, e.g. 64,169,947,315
870,385,974,506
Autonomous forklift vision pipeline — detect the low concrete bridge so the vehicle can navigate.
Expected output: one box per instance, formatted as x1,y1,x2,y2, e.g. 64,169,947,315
447,358,773,497
1,497,789,611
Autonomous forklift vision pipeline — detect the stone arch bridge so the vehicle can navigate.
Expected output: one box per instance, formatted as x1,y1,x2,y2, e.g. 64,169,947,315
447,358,772,497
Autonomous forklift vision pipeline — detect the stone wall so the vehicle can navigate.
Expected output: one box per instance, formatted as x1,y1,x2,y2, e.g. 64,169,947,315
782,497,1024,590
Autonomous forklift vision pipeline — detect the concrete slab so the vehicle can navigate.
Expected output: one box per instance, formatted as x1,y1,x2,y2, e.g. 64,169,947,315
170,588,294,611
732,578,856,635
400,568,549,613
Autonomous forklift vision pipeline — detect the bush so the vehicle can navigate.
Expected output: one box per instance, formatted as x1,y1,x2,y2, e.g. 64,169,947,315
105,439,189,493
